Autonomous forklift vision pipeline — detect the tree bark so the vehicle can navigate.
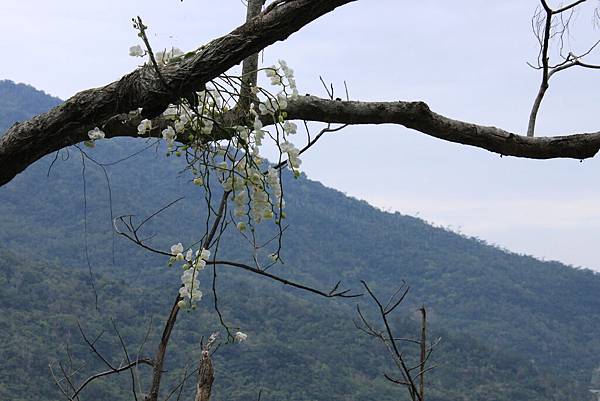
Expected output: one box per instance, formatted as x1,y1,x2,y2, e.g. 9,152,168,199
0,0,354,187
194,351,214,401
283,96,600,160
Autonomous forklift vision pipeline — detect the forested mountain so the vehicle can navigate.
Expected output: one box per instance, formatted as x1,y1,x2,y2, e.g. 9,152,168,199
0,80,61,133
1,80,599,401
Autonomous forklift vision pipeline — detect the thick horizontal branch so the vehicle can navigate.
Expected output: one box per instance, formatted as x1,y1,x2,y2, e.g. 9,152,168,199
103,97,600,160
284,96,600,160
0,0,354,186
5,93,599,190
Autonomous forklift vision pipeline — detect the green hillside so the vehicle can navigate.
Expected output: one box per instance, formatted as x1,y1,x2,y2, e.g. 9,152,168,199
0,80,61,133
1,246,572,401
0,80,598,400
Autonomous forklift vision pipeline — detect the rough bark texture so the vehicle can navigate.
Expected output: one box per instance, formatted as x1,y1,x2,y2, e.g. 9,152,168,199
0,0,354,186
145,296,181,401
5,94,598,191
194,352,214,401
237,0,266,112
284,96,600,160
104,96,600,160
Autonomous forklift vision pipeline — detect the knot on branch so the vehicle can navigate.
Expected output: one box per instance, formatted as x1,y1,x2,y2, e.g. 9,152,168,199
413,101,430,114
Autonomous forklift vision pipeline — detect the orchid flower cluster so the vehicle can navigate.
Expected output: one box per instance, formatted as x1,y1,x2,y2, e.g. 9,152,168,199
169,242,211,309
136,53,300,229
127,46,303,306
257,61,301,175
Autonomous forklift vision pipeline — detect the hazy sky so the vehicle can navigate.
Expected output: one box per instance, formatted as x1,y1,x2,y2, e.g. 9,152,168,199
2,0,600,270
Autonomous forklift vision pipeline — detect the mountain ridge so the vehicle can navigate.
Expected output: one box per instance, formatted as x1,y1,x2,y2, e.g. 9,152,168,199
0,79,598,401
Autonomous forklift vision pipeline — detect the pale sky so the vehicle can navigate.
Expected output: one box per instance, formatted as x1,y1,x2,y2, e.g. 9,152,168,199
1,0,600,271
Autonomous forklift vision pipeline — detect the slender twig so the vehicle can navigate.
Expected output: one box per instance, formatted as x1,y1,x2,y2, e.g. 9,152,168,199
111,319,139,401
134,16,173,95
419,306,427,401
272,124,347,170
552,0,587,14
357,281,428,401
207,259,360,298
77,322,115,370
528,0,598,136
69,359,154,400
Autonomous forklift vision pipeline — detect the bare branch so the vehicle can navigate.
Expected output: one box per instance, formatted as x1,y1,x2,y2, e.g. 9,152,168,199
87,95,600,161
236,0,266,112
77,322,115,371
4,0,600,189
552,0,588,14
207,259,361,298
111,319,140,401
272,123,347,171
358,281,425,401
284,96,600,159
528,0,598,136
145,190,230,401
145,294,180,401
419,306,427,401
69,358,154,401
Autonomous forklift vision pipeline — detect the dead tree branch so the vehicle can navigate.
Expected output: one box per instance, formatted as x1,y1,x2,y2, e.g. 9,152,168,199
355,281,437,401
53,322,155,401
528,0,600,136
194,333,219,401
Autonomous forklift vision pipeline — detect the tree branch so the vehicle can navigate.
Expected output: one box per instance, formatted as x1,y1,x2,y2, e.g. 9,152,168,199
283,96,600,159
207,259,360,298
236,0,266,112
527,0,597,136
70,358,154,401
3,0,600,188
0,0,354,186
11,93,600,190
144,192,230,401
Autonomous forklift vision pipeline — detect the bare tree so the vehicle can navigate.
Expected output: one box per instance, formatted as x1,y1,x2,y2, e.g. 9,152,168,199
355,281,438,401
527,0,600,136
